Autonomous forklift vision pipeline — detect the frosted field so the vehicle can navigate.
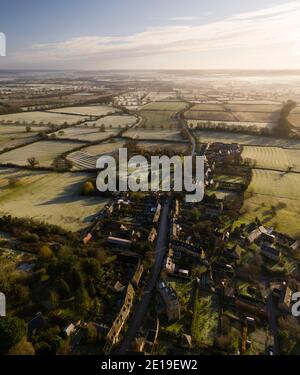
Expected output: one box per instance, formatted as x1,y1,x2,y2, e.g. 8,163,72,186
195,130,300,148
144,92,176,102
82,140,125,156
80,114,137,129
242,146,300,172
49,105,117,117
240,169,300,238
0,168,109,231
67,140,125,170
0,140,83,167
66,151,97,170
0,136,37,153
227,100,282,105
136,141,188,153
0,111,86,125
52,127,118,142
224,104,283,112
234,111,280,123
189,103,226,111
140,101,189,111
139,110,178,129
185,111,236,121
288,113,300,128
123,129,184,141
291,106,300,114
188,120,275,129
0,125,49,151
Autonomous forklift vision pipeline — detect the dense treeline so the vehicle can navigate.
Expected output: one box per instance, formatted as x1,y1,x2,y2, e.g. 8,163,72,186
273,100,297,138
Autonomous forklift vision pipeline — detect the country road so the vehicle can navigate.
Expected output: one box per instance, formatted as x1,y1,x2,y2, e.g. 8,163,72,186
117,107,194,354
266,291,280,355
117,199,170,354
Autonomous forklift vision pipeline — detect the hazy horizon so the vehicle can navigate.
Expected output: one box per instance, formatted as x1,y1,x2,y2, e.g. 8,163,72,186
0,0,300,70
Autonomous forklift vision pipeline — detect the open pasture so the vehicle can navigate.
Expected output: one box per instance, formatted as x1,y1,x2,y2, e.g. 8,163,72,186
82,140,125,156
123,128,184,142
51,126,118,142
0,168,108,231
224,104,282,112
288,113,300,128
67,140,125,170
189,103,226,111
185,110,236,121
195,130,300,148
139,110,178,129
140,101,189,112
144,92,176,102
234,111,279,123
242,146,300,172
0,111,85,125
136,141,188,153
49,105,117,117
0,140,83,167
240,169,300,238
80,114,137,129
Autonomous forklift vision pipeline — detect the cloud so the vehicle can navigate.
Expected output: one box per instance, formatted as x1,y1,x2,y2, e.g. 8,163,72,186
168,14,212,21
12,1,300,67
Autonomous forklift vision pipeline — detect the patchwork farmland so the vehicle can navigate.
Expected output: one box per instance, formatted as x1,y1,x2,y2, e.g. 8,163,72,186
121,100,189,140
185,102,282,128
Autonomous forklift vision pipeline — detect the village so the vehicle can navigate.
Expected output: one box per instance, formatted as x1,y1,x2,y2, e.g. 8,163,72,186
0,70,300,357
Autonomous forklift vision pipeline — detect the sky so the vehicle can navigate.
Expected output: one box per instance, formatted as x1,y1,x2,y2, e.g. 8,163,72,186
0,0,300,70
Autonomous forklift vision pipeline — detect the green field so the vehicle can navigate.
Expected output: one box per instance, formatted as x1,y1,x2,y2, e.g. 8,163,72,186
138,101,189,129
239,169,300,238
188,103,226,111
185,111,236,121
140,101,188,111
0,168,108,231
242,146,300,172
191,290,219,347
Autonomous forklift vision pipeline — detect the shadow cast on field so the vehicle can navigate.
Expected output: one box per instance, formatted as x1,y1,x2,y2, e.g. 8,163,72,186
37,180,102,207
